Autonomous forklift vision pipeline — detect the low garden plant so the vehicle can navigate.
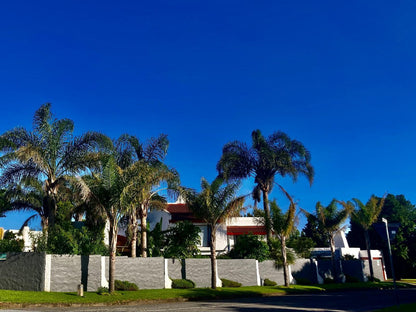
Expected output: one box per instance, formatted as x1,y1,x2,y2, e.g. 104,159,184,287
115,280,139,291
263,278,277,286
171,279,195,289
221,278,242,287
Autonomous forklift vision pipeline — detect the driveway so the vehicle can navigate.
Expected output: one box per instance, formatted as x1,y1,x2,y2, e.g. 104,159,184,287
3,288,416,312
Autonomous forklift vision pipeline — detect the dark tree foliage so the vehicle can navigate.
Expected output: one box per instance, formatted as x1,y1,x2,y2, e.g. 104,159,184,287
163,221,201,259
228,234,270,261
347,194,416,279
33,201,107,255
146,221,165,257
287,231,315,258
301,214,329,247
0,190,10,218
0,231,24,252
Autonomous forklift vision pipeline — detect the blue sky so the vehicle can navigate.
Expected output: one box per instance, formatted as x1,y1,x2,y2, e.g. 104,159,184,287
1,1,416,230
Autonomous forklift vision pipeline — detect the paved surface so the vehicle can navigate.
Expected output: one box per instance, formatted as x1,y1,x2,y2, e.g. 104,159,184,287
2,288,416,312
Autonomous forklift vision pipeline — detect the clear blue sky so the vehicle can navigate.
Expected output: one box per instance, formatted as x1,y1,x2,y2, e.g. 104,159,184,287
1,0,416,230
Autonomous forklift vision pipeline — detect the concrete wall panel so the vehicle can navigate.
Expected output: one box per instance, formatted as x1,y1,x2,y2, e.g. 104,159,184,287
258,260,285,285
217,259,259,286
183,258,212,288
291,259,318,284
105,257,166,289
0,252,45,291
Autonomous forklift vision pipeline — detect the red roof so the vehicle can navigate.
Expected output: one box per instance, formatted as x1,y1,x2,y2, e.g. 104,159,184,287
166,203,190,213
227,226,267,236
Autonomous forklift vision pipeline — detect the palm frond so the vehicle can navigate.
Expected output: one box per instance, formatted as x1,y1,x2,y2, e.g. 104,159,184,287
33,103,53,137
144,134,169,162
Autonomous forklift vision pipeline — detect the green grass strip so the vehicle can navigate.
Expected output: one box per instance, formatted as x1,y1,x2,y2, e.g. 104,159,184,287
375,303,416,312
0,282,410,307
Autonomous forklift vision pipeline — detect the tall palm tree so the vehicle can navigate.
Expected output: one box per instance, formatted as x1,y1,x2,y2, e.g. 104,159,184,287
268,185,297,286
0,103,110,231
77,154,141,293
185,177,245,289
303,200,353,281
124,161,179,257
113,134,179,257
217,129,314,247
351,195,385,281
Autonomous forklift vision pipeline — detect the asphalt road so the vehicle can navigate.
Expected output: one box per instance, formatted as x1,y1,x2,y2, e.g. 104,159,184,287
3,288,416,312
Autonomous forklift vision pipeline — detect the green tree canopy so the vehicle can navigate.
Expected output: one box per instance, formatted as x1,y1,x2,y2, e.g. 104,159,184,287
347,194,416,278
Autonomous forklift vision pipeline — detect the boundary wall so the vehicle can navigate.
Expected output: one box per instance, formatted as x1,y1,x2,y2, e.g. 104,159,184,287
0,253,384,291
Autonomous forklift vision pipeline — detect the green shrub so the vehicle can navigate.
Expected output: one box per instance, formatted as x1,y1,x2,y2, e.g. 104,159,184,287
114,280,139,291
324,277,335,284
228,234,270,261
171,279,195,289
0,231,24,252
221,278,242,287
345,274,360,283
97,287,109,295
263,278,277,286
295,277,312,285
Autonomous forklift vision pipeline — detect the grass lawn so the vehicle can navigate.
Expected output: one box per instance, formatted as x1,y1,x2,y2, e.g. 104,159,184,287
375,303,416,312
0,282,410,307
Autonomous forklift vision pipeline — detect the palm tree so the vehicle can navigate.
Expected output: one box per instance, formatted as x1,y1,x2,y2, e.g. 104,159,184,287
113,134,179,257
185,177,245,289
268,185,297,286
217,129,314,247
0,103,110,231
125,161,179,257
303,200,353,281
351,195,385,281
3,177,47,228
77,154,141,293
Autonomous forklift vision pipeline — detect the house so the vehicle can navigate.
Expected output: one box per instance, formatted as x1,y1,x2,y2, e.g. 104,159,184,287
147,198,267,255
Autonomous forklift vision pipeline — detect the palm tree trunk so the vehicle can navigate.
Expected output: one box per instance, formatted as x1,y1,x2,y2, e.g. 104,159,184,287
210,225,217,289
281,236,290,286
130,212,137,258
364,230,374,282
44,195,57,230
109,215,117,293
330,234,337,281
41,216,49,232
140,207,147,258
262,190,272,249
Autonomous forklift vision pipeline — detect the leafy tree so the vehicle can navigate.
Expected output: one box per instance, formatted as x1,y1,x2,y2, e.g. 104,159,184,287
351,195,385,281
217,129,314,247
0,103,109,231
228,234,270,261
303,199,352,281
301,214,328,247
185,177,245,289
163,221,201,259
287,231,315,259
0,231,24,252
146,220,165,257
348,194,416,279
32,201,107,255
